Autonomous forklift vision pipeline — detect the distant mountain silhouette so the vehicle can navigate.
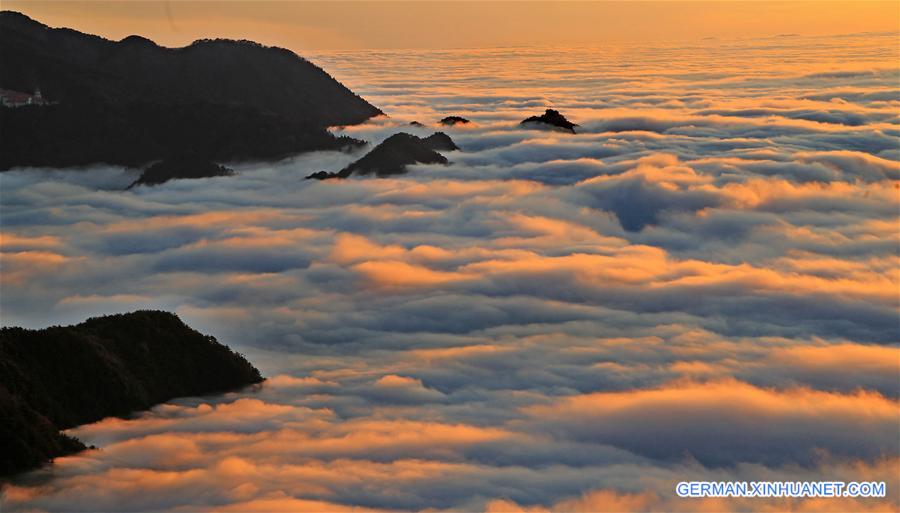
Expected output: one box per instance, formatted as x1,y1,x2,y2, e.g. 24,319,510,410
423,132,459,151
307,132,455,179
0,311,263,477
129,157,235,188
439,116,471,126
521,109,577,133
0,11,382,170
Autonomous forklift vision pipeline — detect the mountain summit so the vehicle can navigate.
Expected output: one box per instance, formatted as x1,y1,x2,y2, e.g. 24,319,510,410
520,109,578,133
307,132,456,179
0,311,263,476
0,11,382,170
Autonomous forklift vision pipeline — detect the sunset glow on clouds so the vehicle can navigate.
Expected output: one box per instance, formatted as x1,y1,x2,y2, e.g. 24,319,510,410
2,26,899,513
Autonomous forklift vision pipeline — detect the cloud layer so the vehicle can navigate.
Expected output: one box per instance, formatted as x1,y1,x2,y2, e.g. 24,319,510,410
1,32,898,512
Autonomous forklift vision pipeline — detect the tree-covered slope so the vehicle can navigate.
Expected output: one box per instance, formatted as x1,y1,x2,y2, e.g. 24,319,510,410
0,311,263,476
0,11,382,170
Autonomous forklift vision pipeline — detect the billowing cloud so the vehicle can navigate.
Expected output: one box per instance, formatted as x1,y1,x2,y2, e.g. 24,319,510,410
1,32,898,512
525,380,899,465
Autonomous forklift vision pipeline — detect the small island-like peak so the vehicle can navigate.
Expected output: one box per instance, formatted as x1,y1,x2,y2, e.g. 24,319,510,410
520,108,578,133
439,115,471,126
129,157,235,188
307,132,456,180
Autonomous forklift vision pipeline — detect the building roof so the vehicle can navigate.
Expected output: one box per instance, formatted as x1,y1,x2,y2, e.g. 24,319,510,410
1,88,37,103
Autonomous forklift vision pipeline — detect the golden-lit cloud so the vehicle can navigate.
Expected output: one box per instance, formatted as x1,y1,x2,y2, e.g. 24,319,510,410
525,379,899,464
2,19,898,512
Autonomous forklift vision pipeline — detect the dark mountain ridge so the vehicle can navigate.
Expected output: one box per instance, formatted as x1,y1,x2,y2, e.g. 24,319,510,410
307,132,456,179
0,11,382,170
439,115,471,126
521,109,577,133
422,132,459,151
129,157,235,188
0,311,263,477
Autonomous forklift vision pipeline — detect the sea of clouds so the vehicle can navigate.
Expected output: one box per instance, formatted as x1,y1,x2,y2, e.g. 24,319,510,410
1,33,898,512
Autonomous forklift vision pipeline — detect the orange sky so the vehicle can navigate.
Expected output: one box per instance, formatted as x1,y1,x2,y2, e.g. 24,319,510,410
4,1,898,51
